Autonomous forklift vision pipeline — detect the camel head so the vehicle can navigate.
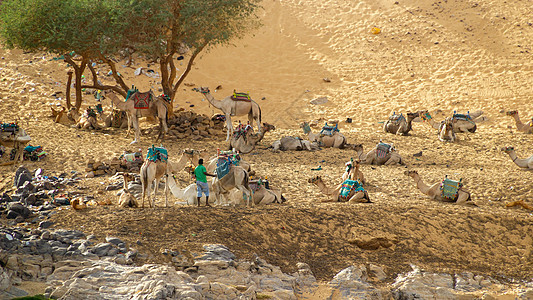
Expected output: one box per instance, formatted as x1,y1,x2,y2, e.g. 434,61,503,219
404,170,418,178
501,146,515,153
506,110,518,116
407,111,420,121
198,87,210,94
67,108,80,122
307,176,322,184
262,122,276,133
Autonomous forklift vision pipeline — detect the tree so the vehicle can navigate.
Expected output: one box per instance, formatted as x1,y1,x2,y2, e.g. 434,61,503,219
0,0,262,114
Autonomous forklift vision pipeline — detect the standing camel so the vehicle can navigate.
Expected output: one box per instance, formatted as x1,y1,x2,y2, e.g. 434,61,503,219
506,111,533,133
404,170,475,205
105,91,169,144
0,123,31,163
140,159,169,208
501,146,533,169
199,87,262,141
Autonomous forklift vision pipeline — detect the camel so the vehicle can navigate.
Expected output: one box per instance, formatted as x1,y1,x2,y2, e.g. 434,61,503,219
0,123,31,163
71,197,112,210
383,111,420,135
354,143,404,165
404,170,475,205
68,107,101,130
341,158,365,185
506,110,533,133
438,117,456,142
118,172,138,208
140,158,169,208
270,136,320,151
229,122,276,154
206,153,252,175
301,122,358,149
106,90,169,144
50,106,69,124
419,110,482,133
226,182,285,206
167,148,209,175
501,146,533,169
212,165,253,207
307,176,370,203
198,87,262,141
168,175,211,206
96,104,129,129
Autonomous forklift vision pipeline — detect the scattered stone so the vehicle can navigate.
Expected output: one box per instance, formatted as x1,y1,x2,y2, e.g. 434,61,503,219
39,221,54,229
310,96,328,105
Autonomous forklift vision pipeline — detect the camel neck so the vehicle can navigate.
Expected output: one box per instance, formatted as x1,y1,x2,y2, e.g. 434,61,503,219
316,180,334,196
203,93,223,109
414,175,431,195
508,151,528,168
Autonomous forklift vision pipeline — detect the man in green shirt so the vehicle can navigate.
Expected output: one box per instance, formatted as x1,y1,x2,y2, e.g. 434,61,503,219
194,159,215,206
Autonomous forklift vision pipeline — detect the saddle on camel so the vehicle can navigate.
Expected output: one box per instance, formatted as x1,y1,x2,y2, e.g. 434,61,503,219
146,145,168,163
440,176,463,202
376,141,393,158
232,122,253,141
215,149,241,179
230,90,252,102
339,179,365,202
319,122,339,136
1,121,31,163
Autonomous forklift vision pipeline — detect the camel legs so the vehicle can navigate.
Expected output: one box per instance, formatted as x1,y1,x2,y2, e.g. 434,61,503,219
225,114,233,141
348,191,371,203
456,191,473,206
131,115,141,144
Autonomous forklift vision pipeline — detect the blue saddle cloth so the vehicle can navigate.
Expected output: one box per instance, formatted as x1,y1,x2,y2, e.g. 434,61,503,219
339,180,365,201
1,122,19,133
216,158,232,179
440,178,462,201
452,113,472,122
146,145,168,162
389,113,405,124
320,123,339,136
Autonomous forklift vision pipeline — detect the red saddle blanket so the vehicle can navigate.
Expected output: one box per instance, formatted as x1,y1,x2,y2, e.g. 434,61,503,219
131,92,152,109
230,91,251,102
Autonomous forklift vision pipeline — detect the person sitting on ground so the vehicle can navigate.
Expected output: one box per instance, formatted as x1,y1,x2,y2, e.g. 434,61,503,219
194,158,216,207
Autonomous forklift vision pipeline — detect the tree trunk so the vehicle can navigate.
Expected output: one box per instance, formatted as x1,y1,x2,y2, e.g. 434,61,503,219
81,61,127,98
64,54,88,111
66,71,73,110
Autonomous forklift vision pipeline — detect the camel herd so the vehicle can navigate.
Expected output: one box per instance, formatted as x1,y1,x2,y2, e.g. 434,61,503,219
36,87,533,208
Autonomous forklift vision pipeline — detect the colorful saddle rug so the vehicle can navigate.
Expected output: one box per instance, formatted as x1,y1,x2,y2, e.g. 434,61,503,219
249,179,270,192
339,179,364,202
146,145,168,162
440,177,462,202
230,91,251,102
1,122,19,133
389,113,406,125
376,142,392,158
216,150,241,179
23,145,46,161
112,109,126,128
130,91,152,109
86,107,97,118
320,123,339,136
233,124,252,140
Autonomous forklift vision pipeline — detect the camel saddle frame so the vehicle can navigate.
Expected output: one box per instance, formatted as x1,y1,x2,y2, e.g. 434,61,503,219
130,91,152,109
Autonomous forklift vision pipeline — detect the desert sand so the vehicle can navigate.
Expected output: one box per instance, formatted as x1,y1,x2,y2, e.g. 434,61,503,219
1,0,532,292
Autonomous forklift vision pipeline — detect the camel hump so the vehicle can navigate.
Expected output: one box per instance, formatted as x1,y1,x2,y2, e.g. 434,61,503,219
440,178,462,202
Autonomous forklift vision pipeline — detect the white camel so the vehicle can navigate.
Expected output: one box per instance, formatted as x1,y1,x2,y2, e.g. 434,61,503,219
405,170,475,205
438,117,456,142
199,87,262,141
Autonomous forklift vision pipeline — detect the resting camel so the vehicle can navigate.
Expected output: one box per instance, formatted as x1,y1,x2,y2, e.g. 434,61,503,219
354,143,404,165
404,170,475,205
118,173,138,208
96,104,129,129
438,117,456,142
383,111,420,135
341,159,365,185
419,110,482,133
308,176,370,203
226,183,285,206
270,136,320,151
501,146,533,169
199,87,262,141
301,122,358,149
229,122,275,154
50,106,69,124
106,91,169,144
168,175,211,205
212,165,253,207
69,108,101,130
506,111,533,133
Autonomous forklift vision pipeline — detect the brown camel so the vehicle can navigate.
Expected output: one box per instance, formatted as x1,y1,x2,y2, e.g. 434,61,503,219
270,136,320,151
341,158,365,185
106,91,169,144
212,165,253,207
69,107,101,130
301,122,359,149
118,173,138,208
229,122,276,154
404,170,475,205
199,87,262,141
354,143,404,165
140,159,169,208
419,110,482,133
383,111,420,135
506,110,533,133
50,106,69,124
308,176,370,203
501,146,533,169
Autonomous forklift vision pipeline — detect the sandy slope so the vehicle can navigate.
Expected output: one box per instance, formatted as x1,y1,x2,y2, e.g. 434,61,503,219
1,0,532,287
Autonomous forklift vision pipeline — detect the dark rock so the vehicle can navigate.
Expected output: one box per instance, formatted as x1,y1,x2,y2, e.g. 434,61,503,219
55,229,85,240
23,194,37,206
10,194,22,202
0,192,11,202
14,215,25,223
53,198,70,205
92,242,113,256
105,237,124,246
15,171,32,188
8,202,31,218
15,166,31,186
6,210,20,219
19,181,35,193
39,221,54,229
35,181,54,191
413,151,423,157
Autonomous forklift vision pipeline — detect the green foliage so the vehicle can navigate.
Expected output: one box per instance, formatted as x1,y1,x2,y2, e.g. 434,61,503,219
11,295,52,300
